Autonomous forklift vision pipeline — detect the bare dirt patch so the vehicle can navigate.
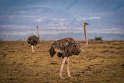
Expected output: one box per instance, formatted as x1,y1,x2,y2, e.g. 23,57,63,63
0,41,124,83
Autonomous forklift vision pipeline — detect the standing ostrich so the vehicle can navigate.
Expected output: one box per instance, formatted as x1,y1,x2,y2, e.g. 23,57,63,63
49,38,75,63
27,26,40,53
49,21,89,78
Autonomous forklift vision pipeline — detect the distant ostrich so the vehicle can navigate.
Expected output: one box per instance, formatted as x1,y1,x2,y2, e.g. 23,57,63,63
27,26,40,53
49,21,89,78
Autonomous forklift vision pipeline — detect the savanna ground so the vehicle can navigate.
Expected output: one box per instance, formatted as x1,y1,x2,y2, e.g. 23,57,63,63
0,40,124,83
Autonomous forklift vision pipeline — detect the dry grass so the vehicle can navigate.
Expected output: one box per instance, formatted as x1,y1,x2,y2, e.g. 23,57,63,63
0,40,124,83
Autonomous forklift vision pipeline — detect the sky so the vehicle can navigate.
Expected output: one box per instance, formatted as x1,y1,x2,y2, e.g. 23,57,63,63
0,0,124,40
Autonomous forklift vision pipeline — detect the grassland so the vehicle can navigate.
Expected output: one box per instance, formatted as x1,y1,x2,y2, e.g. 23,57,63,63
0,40,124,83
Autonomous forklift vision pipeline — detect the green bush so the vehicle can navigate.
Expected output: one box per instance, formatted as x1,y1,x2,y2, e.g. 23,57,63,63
95,37,102,41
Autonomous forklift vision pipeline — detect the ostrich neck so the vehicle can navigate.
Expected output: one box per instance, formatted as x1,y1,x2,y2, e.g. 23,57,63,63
81,24,88,50
37,27,40,39
37,33,40,39
84,25,88,46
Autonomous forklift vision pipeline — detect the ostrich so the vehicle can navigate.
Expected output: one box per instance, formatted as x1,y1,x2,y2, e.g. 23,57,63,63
49,21,89,78
49,38,75,63
27,26,40,53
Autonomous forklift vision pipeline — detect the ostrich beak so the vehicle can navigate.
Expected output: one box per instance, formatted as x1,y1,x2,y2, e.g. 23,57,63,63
84,22,89,26
86,23,89,25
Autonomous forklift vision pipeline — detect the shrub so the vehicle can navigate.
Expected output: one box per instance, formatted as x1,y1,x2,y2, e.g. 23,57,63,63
95,37,102,41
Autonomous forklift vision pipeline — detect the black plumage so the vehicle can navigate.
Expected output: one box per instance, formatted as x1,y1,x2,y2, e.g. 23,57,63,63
27,35,39,45
49,38,77,58
49,38,81,59
27,26,39,53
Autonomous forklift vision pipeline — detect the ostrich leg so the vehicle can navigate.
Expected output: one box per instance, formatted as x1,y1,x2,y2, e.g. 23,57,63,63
67,57,72,78
31,45,35,53
59,57,67,79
